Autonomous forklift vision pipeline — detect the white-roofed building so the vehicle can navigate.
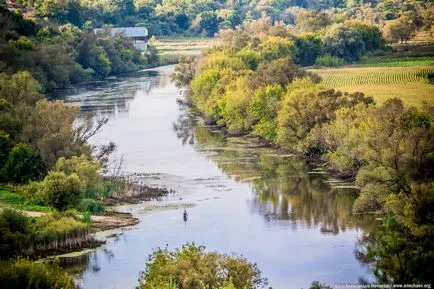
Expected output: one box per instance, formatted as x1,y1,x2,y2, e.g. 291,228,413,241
94,27,149,51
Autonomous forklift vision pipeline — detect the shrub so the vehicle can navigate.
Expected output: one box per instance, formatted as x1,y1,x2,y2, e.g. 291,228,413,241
54,155,101,193
43,171,84,211
21,181,47,205
1,144,45,184
0,209,29,259
31,214,89,251
315,54,346,67
0,259,78,289
138,243,268,289
77,198,105,214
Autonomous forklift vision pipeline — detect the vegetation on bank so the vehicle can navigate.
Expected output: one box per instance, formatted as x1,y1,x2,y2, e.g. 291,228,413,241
0,209,93,259
138,243,268,289
174,21,434,283
137,243,336,289
0,7,159,92
0,69,119,216
5,0,433,43
0,259,78,289
0,6,142,286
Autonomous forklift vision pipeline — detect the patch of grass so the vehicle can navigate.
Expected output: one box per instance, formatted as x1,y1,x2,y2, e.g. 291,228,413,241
154,37,219,64
309,66,434,107
354,56,434,67
0,187,51,212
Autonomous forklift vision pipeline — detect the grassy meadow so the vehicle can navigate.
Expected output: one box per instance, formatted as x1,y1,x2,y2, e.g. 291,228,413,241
0,187,51,213
310,62,434,107
154,37,220,65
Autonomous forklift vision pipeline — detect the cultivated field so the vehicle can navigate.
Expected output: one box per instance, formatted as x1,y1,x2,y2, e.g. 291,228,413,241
310,66,434,107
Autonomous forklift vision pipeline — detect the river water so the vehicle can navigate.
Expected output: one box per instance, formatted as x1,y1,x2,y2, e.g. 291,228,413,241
58,65,374,289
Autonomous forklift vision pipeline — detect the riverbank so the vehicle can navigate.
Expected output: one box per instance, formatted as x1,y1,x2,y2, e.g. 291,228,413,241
194,110,359,183
0,181,172,258
53,63,378,289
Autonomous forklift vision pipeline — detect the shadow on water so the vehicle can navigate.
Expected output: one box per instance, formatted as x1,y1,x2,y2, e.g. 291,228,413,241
49,70,164,118
56,67,385,288
172,103,375,236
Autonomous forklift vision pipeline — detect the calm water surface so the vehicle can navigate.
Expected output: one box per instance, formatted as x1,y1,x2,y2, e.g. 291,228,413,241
58,65,374,289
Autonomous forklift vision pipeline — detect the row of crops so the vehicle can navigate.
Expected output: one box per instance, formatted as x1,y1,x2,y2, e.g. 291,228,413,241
310,66,434,88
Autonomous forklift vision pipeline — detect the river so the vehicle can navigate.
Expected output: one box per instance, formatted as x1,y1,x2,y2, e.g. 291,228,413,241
57,65,374,289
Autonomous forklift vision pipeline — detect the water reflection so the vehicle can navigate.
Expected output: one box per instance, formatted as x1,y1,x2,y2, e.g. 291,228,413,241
173,106,374,235
56,67,376,288
50,70,163,118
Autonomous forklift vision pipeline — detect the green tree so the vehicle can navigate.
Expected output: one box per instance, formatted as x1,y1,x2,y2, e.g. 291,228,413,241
54,155,101,192
0,130,12,169
138,243,267,289
384,17,416,43
277,84,373,154
0,209,29,259
248,85,285,141
295,34,323,66
197,11,219,36
0,259,78,289
43,171,84,211
259,36,296,62
348,21,385,52
1,143,45,184
323,24,366,61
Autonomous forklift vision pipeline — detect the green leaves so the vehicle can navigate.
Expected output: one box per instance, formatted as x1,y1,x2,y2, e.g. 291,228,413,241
1,143,45,184
138,243,267,289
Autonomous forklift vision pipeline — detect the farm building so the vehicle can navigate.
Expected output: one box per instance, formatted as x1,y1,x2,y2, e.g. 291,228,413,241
2,0,25,11
94,27,148,51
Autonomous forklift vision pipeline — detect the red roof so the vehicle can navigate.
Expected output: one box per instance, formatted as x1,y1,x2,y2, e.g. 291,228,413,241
6,0,24,9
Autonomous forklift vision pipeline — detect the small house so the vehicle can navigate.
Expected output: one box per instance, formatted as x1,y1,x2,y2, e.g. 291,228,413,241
94,27,149,51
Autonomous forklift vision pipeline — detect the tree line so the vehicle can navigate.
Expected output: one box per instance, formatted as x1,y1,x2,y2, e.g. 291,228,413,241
0,7,159,92
3,0,432,42
173,22,434,283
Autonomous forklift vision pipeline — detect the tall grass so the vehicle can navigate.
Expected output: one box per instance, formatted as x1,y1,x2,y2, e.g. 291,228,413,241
0,209,94,259
0,259,78,289
28,214,91,255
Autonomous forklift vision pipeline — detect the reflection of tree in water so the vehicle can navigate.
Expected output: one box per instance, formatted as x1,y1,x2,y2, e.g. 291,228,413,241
55,70,165,118
172,105,374,235
59,246,116,277
172,103,197,145
173,107,424,285
355,219,433,284
58,254,91,277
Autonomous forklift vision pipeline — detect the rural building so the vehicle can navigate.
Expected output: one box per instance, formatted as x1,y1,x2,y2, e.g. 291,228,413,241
3,0,25,11
94,27,148,51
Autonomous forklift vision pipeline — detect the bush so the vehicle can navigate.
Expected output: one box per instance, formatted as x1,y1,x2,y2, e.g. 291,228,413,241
54,155,101,193
31,214,89,249
0,209,29,259
1,144,45,184
21,181,47,205
138,243,268,289
315,54,346,67
77,198,105,214
0,259,78,289
43,171,84,211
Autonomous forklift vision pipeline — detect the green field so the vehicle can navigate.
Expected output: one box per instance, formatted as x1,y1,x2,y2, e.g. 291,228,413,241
154,37,219,64
354,56,434,67
0,187,51,212
309,65,434,107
